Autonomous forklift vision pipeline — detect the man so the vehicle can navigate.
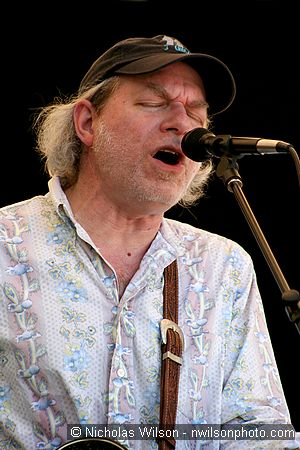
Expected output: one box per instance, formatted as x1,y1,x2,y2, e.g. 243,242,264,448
0,35,298,449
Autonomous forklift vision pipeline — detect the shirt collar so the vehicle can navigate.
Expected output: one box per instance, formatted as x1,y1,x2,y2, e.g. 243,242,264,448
48,176,75,222
48,176,98,249
47,176,184,261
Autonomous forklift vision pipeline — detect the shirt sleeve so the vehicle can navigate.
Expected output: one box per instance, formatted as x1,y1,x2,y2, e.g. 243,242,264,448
220,260,298,448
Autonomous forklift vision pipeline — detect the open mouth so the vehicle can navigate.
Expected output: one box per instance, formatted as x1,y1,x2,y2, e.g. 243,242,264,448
153,149,181,166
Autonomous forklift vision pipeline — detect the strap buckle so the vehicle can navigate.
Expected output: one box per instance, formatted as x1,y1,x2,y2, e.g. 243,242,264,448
160,318,184,365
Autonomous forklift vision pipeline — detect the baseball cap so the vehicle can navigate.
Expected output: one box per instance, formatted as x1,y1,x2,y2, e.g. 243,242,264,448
79,35,236,115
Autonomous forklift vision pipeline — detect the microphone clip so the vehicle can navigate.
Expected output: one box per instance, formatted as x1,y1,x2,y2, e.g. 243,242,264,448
205,134,236,159
215,155,243,193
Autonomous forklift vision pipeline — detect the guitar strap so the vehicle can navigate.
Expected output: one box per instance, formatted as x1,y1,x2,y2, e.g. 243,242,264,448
157,259,184,450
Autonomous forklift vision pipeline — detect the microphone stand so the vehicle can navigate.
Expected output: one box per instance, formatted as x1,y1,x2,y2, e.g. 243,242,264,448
215,155,300,336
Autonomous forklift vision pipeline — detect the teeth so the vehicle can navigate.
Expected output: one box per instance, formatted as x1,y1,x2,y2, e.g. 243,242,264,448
153,149,180,165
162,149,177,154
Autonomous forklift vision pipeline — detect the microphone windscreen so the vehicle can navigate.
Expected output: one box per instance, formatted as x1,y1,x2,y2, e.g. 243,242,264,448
181,128,212,161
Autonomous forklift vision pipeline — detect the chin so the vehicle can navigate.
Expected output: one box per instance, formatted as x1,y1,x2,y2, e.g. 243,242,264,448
145,195,181,215
132,182,185,211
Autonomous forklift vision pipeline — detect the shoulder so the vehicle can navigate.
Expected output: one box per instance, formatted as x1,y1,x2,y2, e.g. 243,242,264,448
164,217,251,258
0,195,52,252
0,195,51,220
162,217,255,280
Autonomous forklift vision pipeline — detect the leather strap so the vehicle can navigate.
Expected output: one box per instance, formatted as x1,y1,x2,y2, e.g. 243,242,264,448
157,259,183,450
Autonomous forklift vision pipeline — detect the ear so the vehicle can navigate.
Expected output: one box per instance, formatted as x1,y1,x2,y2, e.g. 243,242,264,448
73,99,96,147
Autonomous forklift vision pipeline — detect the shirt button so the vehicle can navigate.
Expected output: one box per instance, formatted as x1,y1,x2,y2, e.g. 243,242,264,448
117,368,125,377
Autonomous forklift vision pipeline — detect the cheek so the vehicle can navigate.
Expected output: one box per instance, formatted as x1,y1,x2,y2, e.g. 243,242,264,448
112,119,146,149
109,103,154,135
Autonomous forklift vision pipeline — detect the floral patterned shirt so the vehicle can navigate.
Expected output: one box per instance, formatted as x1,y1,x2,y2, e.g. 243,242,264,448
0,177,298,449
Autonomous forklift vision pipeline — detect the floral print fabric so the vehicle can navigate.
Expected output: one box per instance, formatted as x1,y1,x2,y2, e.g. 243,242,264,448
0,177,296,449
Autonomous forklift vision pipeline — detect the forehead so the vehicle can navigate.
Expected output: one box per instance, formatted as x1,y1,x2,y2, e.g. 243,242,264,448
119,62,206,99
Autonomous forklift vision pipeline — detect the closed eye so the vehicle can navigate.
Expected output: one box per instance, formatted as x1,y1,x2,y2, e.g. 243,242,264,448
138,101,167,108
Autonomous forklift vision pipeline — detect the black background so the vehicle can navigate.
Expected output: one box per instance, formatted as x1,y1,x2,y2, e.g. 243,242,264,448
2,0,299,430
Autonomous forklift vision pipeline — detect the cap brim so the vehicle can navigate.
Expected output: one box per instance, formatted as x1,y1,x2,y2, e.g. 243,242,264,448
115,53,236,115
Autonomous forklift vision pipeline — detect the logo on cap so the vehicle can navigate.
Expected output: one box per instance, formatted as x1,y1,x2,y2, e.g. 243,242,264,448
161,35,190,54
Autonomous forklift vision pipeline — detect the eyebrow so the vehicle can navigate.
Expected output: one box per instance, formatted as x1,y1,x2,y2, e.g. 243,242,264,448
145,81,209,110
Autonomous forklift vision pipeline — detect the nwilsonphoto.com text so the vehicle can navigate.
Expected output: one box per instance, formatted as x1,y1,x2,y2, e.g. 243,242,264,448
68,424,296,441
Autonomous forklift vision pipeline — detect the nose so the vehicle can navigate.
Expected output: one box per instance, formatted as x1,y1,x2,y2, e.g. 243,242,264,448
160,102,195,137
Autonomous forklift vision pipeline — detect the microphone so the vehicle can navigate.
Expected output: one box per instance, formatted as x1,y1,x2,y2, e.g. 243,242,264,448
181,128,292,162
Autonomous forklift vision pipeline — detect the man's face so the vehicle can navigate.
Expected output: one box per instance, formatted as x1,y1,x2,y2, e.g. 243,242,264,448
90,62,208,215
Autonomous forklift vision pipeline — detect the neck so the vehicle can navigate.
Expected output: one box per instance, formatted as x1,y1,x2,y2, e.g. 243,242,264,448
66,183,163,248
65,179,163,296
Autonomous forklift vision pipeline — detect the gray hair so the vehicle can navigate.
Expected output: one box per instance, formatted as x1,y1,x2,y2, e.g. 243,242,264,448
33,77,121,189
33,75,213,206
178,160,213,207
